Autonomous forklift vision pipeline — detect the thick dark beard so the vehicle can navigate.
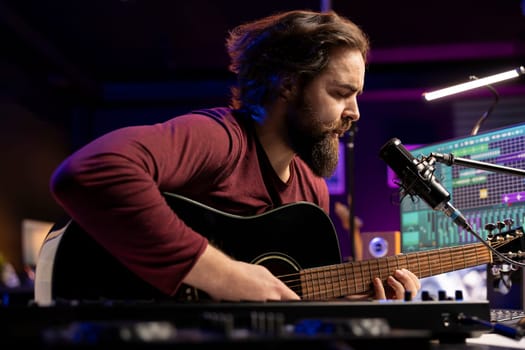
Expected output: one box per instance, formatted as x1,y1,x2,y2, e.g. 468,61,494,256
286,96,340,178
308,136,339,178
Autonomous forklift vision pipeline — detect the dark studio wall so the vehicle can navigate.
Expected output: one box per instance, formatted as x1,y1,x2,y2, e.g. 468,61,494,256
0,66,73,274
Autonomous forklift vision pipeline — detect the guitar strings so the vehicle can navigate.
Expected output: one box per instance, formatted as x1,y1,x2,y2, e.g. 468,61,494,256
281,247,487,299
275,240,502,300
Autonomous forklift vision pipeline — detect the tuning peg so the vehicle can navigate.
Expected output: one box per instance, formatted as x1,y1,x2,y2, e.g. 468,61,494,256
504,218,514,230
485,223,496,238
496,221,506,232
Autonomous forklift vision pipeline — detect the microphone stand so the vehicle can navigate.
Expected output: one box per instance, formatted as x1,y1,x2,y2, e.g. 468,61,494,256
344,124,358,261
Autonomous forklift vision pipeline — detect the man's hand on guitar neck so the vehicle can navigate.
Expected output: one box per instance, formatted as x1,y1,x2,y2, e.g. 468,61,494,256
183,244,301,302
373,268,421,300
344,268,421,301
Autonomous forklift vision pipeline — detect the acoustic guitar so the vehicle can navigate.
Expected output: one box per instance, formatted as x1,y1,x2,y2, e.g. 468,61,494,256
34,192,524,305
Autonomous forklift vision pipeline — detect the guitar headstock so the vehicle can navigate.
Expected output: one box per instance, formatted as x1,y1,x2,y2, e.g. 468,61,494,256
485,219,524,261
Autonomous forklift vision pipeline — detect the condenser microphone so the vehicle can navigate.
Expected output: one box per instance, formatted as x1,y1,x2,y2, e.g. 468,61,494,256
379,138,473,232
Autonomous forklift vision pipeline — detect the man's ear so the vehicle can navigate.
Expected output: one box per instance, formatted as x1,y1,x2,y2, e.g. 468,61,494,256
279,76,296,100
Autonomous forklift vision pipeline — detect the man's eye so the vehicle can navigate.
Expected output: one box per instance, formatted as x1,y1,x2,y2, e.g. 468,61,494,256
338,91,353,98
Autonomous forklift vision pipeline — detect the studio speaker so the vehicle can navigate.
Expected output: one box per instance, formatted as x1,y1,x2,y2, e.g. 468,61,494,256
360,231,400,260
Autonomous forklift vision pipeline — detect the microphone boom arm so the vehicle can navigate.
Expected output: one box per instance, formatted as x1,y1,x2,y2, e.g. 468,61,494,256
429,152,525,178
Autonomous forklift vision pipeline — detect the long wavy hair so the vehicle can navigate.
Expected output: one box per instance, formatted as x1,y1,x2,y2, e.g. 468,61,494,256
226,10,370,117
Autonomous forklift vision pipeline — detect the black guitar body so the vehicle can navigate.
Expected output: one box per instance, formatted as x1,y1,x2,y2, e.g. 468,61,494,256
39,193,342,303
51,219,169,302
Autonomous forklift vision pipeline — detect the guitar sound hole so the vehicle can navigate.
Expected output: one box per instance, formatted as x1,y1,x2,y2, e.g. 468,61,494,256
252,253,301,276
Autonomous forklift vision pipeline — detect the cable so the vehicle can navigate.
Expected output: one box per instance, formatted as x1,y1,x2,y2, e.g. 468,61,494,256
462,222,525,268
458,313,524,340
469,76,500,136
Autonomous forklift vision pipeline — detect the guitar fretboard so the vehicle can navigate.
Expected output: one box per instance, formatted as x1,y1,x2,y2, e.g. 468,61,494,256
295,241,491,300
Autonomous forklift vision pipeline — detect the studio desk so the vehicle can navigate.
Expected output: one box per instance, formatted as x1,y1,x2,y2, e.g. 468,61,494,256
1,297,524,349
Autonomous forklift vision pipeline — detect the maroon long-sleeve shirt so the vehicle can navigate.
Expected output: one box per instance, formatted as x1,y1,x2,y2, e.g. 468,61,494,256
50,107,329,296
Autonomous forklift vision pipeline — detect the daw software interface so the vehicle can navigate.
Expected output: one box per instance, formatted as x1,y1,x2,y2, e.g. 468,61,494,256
398,122,525,303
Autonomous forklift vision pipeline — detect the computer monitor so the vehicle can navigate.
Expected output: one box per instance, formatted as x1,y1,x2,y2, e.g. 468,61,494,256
398,122,525,304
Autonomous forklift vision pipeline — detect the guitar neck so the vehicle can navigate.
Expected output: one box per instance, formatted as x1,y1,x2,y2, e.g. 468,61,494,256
298,241,492,300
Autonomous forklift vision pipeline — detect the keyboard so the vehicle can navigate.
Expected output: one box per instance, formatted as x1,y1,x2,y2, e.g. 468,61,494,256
491,309,525,326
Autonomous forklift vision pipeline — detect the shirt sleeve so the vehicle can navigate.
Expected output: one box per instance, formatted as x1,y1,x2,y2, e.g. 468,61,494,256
50,113,238,295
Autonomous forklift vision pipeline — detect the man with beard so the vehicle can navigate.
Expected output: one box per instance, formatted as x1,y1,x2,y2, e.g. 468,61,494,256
49,9,420,302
